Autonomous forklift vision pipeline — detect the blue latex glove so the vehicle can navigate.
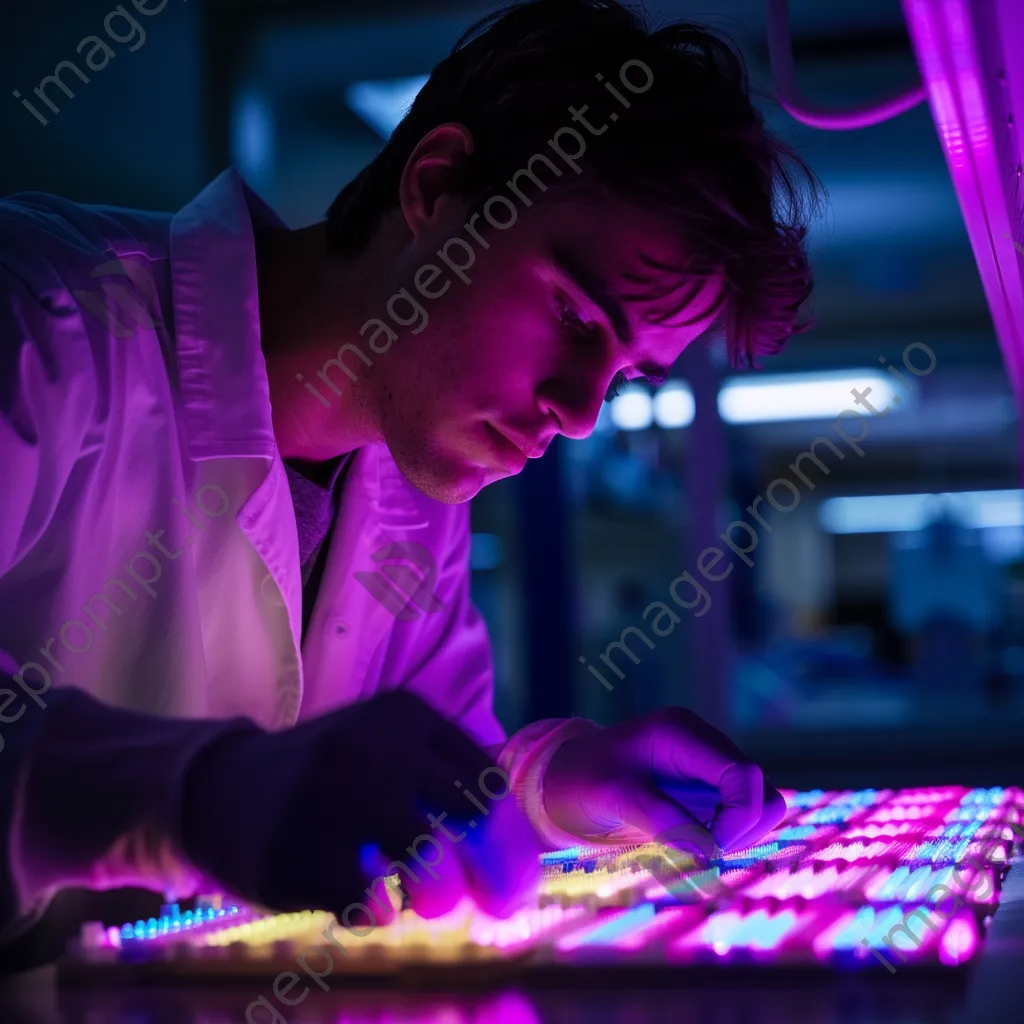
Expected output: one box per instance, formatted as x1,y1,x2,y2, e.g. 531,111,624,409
541,707,786,859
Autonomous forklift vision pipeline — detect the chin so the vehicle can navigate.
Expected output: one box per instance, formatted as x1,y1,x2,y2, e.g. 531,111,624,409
393,453,497,505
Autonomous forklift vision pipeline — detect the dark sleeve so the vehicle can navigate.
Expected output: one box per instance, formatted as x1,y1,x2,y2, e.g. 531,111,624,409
0,685,253,942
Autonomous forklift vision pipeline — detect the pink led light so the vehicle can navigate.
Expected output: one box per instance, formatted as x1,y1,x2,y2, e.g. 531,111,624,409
668,909,743,956
643,866,758,903
903,0,967,167
845,822,919,840
642,881,672,902
473,904,584,950
889,788,951,804
744,865,867,901
868,808,901,823
962,866,998,905
938,914,979,965
594,868,655,899
869,804,943,823
813,841,889,863
609,906,702,951
966,841,1005,867
794,866,844,899
741,871,801,900
91,785,1017,972
942,0,990,151
671,907,813,958
475,992,543,1024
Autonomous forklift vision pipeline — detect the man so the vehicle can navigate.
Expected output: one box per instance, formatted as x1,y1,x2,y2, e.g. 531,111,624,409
0,0,817,942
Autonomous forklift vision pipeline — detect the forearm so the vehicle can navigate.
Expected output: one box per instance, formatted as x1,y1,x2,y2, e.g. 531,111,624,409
2,686,252,938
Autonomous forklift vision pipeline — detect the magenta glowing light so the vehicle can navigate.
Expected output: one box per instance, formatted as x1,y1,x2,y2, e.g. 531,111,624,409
902,0,1024,403
903,0,966,167
668,907,808,958
607,906,701,951
81,786,1017,974
939,914,980,965
472,992,543,1024
812,840,889,863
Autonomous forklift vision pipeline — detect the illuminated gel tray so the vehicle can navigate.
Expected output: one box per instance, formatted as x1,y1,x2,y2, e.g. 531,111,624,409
61,786,1024,984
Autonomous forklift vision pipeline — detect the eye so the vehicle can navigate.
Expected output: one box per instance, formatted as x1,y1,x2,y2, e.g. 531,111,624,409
555,294,660,404
604,371,668,403
558,296,615,399
558,298,591,340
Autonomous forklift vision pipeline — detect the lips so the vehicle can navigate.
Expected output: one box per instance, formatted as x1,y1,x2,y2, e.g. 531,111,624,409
494,427,549,460
481,423,526,467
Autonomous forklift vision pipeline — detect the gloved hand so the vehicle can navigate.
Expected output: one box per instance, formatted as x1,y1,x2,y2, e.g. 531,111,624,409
541,707,786,860
181,690,541,925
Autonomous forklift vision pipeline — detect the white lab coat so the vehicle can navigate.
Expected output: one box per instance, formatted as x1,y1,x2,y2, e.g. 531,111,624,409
0,169,577,931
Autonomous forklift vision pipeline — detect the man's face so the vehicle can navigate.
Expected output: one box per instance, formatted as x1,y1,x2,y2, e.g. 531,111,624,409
368,194,723,504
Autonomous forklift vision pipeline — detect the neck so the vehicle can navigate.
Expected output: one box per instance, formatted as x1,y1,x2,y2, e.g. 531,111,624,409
256,222,381,462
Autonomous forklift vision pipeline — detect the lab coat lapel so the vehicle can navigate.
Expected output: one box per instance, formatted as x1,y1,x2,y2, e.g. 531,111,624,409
233,455,305,725
299,444,433,714
169,168,304,728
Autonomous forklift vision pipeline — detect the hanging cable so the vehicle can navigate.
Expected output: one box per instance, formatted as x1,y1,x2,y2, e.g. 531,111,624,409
766,0,927,130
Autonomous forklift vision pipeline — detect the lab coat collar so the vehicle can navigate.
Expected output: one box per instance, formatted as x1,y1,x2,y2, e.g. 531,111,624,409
167,168,429,528
168,169,429,537
168,167,285,462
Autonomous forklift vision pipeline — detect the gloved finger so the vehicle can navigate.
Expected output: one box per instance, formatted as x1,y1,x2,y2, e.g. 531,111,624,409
403,752,538,918
654,776,722,825
643,709,765,852
356,845,408,928
655,774,785,854
454,792,543,919
708,761,765,853
720,779,787,853
617,779,719,862
644,707,755,784
399,824,472,920
648,815,727,903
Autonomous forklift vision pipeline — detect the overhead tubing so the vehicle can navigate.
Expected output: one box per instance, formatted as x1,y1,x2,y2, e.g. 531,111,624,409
765,0,928,129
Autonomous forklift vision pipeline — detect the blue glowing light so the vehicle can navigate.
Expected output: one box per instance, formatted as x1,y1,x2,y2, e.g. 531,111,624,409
578,904,656,946
345,75,429,139
777,825,818,840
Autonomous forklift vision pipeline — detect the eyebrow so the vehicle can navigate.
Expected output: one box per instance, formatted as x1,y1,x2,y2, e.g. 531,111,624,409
551,244,671,383
551,244,633,346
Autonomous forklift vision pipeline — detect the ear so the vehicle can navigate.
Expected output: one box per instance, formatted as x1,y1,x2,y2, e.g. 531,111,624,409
398,123,474,239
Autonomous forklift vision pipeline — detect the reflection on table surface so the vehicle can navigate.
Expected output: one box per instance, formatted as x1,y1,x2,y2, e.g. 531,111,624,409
0,971,983,1024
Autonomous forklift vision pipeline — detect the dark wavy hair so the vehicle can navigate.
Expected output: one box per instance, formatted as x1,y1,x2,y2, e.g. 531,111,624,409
326,0,822,369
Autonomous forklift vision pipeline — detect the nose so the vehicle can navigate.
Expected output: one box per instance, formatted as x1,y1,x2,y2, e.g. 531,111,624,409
536,370,607,441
